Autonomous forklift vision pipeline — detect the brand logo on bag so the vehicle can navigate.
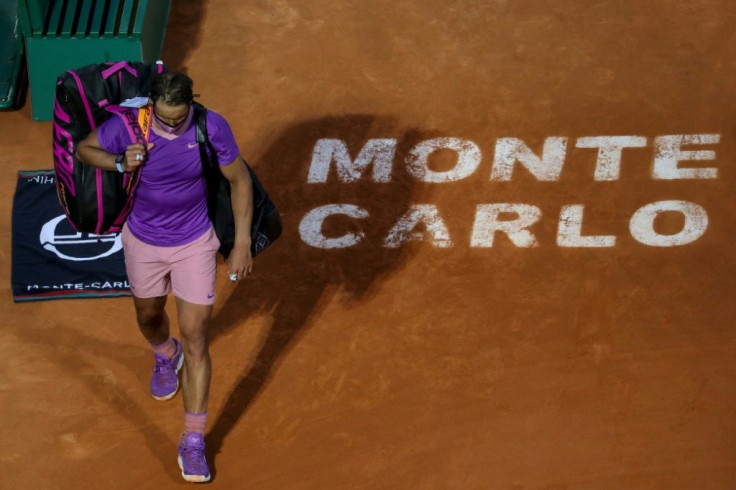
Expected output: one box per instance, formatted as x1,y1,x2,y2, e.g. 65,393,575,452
253,233,270,254
40,215,123,261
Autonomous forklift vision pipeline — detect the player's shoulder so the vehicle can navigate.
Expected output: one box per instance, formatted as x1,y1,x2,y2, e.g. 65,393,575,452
97,109,130,138
101,109,130,126
204,108,230,128
200,108,234,140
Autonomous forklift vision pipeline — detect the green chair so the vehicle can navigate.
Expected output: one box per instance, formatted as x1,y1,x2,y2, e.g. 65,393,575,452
18,0,171,121
0,0,25,111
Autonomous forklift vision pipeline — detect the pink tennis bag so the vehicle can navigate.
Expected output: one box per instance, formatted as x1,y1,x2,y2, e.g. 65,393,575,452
52,60,164,235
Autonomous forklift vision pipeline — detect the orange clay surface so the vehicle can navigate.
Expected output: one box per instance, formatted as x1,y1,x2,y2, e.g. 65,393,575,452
2,1,736,488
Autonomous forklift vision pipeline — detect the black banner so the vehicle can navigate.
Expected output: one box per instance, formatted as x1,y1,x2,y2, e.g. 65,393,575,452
12,170,131,302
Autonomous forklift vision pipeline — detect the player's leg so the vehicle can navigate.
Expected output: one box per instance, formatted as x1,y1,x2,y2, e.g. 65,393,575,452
174,290,215,483
123,225,183,401
132,295,185,401
133,294,169,345
168,227,219,483
176,298,213,415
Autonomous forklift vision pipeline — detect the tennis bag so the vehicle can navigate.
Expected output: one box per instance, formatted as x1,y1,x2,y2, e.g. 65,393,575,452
53,61,165,235
193,103,282,259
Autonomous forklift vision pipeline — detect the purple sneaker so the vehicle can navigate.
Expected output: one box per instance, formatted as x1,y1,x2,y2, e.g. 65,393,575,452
150,338,184,401
178,433,211,483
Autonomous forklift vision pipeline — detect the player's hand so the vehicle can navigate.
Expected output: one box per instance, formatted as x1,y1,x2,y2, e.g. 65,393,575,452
227,244,253,282
124,142,154,171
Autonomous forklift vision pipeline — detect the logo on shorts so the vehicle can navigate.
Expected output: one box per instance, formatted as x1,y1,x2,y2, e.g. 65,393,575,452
40,215,123,261
207,293,215,299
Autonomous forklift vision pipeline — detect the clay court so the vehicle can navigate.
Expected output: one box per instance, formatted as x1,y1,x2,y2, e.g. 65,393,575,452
2,1,736,488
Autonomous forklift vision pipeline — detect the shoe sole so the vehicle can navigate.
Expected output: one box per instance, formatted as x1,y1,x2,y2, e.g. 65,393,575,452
178,455,211,483
152,350,185,401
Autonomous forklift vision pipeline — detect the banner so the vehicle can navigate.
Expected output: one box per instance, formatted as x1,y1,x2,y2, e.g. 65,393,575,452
11,170,131,302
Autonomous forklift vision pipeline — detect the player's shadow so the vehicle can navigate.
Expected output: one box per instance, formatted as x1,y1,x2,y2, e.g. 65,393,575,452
206,115,428,478
160,0,207,72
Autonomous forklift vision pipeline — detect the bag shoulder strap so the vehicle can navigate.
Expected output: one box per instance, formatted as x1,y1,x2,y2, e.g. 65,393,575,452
193,102,213,172
137,105,152,143
107,104,152,145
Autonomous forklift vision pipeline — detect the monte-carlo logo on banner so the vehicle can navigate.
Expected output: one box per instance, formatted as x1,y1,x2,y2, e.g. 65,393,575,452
40,215,122,261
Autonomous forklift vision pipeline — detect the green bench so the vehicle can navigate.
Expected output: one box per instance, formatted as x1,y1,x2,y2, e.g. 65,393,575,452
18,0,171,121
0,0,25,111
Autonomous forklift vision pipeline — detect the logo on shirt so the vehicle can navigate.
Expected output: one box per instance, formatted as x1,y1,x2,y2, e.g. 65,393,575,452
187,143,199,149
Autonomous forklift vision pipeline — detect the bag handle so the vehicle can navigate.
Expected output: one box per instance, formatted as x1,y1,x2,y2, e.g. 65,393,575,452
101,61,138,80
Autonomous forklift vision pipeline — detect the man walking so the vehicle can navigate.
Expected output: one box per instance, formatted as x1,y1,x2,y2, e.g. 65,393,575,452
77,71,253,482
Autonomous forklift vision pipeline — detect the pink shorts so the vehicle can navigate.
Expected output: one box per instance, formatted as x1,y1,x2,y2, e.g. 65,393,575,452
121,225,220,305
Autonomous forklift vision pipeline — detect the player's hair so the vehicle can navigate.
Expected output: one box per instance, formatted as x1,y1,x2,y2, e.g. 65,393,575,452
150,72,194,105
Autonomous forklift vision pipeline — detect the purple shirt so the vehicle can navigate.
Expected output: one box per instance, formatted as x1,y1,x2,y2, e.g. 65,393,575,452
98,107,239,246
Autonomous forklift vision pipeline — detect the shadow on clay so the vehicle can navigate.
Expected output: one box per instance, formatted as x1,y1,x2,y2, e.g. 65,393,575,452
160,0,208,73
205,114,433,479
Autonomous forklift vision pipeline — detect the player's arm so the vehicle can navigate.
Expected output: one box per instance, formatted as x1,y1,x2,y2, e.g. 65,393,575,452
220,156,254,279
76,130,151,172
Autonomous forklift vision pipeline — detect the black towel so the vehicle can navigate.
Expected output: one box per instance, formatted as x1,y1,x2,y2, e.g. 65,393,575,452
11,170,131,302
